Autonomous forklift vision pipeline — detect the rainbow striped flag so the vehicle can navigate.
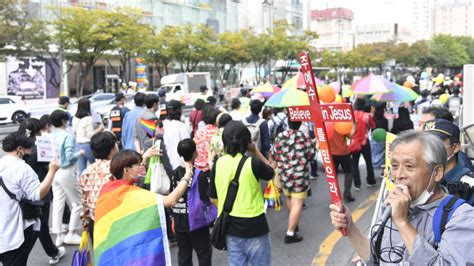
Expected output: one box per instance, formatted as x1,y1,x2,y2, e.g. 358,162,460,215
93,180,171,266
140,118,157,138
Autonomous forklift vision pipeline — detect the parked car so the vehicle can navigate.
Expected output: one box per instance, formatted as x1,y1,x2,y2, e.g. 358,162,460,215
0,95,30,124
69,93,115,122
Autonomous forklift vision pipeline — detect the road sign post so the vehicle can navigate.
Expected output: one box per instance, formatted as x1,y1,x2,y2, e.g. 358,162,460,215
288,52,354,236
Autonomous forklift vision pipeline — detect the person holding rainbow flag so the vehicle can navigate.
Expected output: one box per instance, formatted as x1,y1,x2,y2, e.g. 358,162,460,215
93,149,193,266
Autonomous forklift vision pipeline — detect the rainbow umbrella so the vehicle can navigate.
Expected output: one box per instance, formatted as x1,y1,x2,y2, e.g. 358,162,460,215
282,72,323,90
265,88,309,107
352,73,395,94
250,82,281,98
371,84,419,102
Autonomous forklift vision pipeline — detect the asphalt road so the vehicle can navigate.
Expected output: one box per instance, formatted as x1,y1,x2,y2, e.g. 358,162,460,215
24,165,381,266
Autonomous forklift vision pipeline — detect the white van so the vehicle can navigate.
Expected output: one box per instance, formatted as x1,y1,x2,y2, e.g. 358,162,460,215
158,72,212,106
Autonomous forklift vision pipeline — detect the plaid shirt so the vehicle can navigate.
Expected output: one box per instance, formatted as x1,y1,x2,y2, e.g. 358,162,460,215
79,159,114,223
272,129,315,193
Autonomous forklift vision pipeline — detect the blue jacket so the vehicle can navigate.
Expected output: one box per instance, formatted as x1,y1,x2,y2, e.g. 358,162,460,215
50,128,81,168
121,106,145,150
246,114,270,156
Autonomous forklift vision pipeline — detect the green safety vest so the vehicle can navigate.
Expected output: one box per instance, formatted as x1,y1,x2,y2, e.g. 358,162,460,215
214,153,264,218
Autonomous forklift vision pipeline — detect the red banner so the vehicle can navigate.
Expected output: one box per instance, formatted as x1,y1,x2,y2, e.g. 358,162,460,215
297,52,348,236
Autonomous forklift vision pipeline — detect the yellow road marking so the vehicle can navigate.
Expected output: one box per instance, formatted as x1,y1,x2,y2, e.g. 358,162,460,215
312,190,379,265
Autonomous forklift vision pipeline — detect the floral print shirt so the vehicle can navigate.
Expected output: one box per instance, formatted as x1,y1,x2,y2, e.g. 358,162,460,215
194,124,218,172
271,129,315,192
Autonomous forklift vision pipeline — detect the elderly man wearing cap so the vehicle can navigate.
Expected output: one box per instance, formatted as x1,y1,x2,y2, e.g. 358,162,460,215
423,119,474,204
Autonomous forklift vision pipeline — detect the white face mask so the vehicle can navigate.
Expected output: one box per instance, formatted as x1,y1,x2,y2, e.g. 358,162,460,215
410,170,435,208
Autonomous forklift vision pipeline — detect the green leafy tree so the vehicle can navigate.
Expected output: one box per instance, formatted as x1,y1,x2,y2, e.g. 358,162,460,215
112,8,153,85
210,30,250,84
272,20,318,81
430,34,469,68
454,36,474,64
242,29,272,82
144,31,174,83
0,0,30,56
54,7,123,96
165,24,213,72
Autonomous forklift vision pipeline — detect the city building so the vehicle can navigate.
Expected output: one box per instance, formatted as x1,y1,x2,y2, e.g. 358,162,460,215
310,7,354,51
411,0,436,41
27,0,239,34
6,0,240,96
433,1,474,37
237,0,304,35
355,23,414,45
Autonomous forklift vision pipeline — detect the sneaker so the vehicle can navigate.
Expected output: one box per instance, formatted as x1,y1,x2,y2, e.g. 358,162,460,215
343,196,356,202
302,202,309,209
55,234,64,247
367,182,377,188
284,233,303,244
354,185,361,191
64,233,82,245
49,247,66,264
310,174,318,180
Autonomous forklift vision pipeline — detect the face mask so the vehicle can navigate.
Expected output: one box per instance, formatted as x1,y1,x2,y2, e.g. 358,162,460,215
410,170,435,208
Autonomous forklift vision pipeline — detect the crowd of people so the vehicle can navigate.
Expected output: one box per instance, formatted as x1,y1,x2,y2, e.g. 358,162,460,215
0,71,473,266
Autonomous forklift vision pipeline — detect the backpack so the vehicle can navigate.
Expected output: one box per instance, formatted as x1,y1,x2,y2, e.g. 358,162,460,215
432,195,467,246
242,118,265,150
270,115,286,140
110,105,123,140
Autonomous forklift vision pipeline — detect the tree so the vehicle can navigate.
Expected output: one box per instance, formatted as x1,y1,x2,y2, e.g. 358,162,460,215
210,30,250,84
54,7,123,96
112,8,153,85
454,36,474,64
243,29,271,82
165,24,213,72
144,31,174,84
272,20,318,81
430,34,469,69
0,0,29,56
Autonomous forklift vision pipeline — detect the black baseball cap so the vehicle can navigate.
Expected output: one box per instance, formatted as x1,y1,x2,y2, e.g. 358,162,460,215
58,96,70,105
115,92,125,102
166,100,184,111
423,119,460,141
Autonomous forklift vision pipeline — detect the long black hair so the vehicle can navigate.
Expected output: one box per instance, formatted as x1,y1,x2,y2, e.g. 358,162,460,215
75,98,91,118
18,118,42,140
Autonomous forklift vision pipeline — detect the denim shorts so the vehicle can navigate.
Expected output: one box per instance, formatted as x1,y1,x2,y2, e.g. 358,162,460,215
226,233,271,266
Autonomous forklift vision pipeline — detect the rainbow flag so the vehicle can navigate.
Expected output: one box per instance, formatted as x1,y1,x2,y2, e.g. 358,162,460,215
93,180,171,266
140,118,157,138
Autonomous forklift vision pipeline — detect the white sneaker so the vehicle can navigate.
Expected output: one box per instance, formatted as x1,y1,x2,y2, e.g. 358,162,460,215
64,233,82,245
55,234,64,247
49,246,66,264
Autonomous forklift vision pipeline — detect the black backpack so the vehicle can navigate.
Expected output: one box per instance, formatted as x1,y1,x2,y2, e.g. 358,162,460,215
270,115,286,140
